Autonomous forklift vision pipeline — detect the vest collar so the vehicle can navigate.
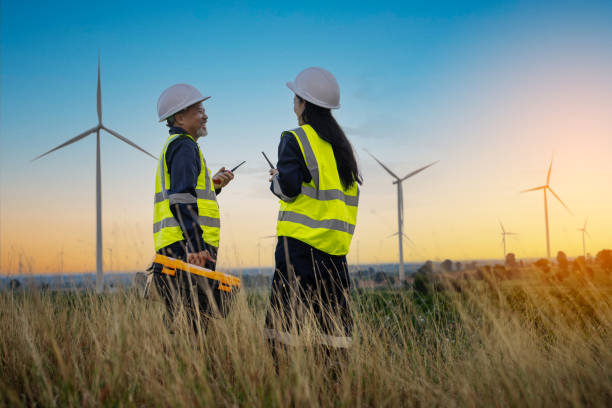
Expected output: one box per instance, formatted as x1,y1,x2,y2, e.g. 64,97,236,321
168,126,196,142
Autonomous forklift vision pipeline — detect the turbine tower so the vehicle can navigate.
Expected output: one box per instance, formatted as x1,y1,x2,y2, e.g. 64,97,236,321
499,220,517,259
577,218,590,258
365,150,437,283
521,158,572,259
32,56,156,293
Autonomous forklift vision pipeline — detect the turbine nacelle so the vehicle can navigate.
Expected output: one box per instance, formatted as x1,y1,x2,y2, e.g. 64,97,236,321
388,231,414,243
499,220,517,236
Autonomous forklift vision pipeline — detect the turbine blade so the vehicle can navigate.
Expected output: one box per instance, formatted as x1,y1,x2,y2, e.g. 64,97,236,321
585,230,591,239
364,149,400,180
499,220,505,233
97,54,102,125
506,232,518,235
31,126,98,161
584,218,588,230
547,187,573,215
402,233,414,244
398,160,439,182
102,127,157,160
520,185,546,193
546,158,553,185
387,231,414,245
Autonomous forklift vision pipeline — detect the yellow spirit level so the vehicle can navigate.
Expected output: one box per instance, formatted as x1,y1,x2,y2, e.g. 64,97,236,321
148,254,241,318
152,254,241,293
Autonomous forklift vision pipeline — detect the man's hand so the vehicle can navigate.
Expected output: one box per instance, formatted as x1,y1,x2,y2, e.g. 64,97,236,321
187,250,216,267
212,167,234,189
268,168,279,182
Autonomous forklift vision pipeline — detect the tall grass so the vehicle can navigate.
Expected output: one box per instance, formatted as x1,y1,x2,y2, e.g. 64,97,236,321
1,268,611,407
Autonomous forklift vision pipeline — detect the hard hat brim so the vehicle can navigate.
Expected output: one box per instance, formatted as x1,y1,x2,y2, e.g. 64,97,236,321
286,82,340,110
158,95,211,122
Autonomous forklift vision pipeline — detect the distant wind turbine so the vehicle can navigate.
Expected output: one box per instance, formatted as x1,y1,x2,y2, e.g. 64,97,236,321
521,158,572,259
577,218,590,258
365,150,438,283
354,238,360,273
498,220,517,259
32,56,156,293
257,235,276,274
387,231,426,265
387,231,413,242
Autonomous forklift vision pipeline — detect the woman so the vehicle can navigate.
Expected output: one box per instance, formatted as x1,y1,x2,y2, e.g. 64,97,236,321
265,67,362,358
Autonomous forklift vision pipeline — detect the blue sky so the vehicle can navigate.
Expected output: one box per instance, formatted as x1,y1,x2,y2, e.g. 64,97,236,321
2,1,612,272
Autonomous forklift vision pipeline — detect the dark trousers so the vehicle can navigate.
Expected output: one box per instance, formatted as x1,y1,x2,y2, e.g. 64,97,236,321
152,270,224,333
150,242,224,333
265,236,353,347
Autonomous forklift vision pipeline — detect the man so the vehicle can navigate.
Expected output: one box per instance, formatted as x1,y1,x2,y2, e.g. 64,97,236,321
148,83,234,330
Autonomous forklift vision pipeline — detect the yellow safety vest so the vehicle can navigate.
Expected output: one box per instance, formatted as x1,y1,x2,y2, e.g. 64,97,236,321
153,133,220,251
276,125,359,256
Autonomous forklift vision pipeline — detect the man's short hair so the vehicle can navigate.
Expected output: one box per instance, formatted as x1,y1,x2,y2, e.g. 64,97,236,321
166,115,176,128
166,104,192,127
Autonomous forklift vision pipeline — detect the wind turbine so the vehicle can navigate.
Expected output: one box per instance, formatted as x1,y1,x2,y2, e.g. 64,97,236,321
32,56,156,293
521,158,572,259
387,231,424,273
257,235,276,274
387,231,416,253
354,238,360,273
365,150,438,283
577,218,590,258
499,220,517,259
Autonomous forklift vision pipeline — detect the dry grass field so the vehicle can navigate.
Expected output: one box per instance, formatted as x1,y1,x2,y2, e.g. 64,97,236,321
1,266,611,407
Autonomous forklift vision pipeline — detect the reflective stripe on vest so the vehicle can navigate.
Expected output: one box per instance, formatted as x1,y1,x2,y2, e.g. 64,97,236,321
153,134,220,251
276,125,359,256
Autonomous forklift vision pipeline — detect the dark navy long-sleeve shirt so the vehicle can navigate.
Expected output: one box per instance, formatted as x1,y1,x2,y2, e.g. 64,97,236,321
161,127,221,259
270,131,311,200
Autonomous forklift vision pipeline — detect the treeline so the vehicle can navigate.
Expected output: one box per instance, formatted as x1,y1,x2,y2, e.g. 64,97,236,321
409,249,612,297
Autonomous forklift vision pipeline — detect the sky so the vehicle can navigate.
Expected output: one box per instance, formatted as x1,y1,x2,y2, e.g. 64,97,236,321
1,0,611,274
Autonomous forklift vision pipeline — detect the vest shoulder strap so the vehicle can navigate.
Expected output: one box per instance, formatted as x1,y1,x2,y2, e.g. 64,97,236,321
288,126,319,189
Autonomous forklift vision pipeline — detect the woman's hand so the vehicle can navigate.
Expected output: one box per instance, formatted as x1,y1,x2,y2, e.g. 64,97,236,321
213,167,234,189
269,168,279,182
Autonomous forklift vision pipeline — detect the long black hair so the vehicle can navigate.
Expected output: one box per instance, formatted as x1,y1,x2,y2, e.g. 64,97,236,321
299,97,362,189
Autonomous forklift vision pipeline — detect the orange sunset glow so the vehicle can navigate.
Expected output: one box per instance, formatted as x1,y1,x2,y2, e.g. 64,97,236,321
1,3,611,275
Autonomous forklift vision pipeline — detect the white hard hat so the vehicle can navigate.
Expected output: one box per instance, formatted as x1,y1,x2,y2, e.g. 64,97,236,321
287,67,340,109
157,84,210,122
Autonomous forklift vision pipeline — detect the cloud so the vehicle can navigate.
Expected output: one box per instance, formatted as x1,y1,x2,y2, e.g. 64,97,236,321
342,114,404,139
